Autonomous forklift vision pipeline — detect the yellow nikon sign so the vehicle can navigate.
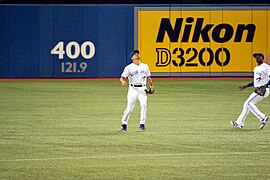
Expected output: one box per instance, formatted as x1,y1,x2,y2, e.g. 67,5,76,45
136,7,270,76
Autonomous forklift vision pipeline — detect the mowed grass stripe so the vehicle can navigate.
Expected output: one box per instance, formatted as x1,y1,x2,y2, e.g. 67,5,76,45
0,151,269,162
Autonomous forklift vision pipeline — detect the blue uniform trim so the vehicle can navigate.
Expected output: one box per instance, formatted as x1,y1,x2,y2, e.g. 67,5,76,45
247,81,254,87
265,80,270,88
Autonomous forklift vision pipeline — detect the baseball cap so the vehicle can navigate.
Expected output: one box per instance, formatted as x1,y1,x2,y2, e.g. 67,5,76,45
253,52,264,60
129,50,140,60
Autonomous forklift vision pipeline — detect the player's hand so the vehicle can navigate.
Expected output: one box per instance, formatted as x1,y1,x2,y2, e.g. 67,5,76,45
121,81,127,87
239,85,247,91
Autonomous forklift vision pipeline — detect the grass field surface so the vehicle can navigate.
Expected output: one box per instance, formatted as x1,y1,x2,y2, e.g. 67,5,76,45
0,80,270,179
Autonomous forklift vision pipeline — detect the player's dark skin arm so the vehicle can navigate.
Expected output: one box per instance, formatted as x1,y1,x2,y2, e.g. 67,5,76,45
239,85,249,91
239,81,254,91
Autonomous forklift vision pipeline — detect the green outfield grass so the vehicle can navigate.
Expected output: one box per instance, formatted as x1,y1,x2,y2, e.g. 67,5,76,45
0,80,270,179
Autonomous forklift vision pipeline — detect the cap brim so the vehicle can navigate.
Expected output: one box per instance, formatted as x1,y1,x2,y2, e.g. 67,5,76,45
253,53,258,58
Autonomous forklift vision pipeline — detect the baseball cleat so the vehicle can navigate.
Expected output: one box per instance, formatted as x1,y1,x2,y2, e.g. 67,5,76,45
121,124,127,131
259,116,268,129
230,121,243,129
139,124,146,131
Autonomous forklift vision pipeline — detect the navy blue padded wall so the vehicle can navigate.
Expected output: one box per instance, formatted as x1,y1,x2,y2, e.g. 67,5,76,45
0,7,10,77
39,6,54,78
8,7,39,78
97,5,128,78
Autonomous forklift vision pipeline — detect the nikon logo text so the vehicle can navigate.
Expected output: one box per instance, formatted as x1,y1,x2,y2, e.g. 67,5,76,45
156,17,256,43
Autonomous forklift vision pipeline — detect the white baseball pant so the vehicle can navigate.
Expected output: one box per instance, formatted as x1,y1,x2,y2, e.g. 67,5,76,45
121,85,147,125
236,88,269,126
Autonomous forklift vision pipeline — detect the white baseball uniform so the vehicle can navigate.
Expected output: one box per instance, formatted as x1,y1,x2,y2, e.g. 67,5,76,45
121,62,151,125
236,63,270,126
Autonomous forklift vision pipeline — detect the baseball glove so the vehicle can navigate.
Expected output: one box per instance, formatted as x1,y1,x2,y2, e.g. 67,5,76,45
255,86,266,96
145,87,155,94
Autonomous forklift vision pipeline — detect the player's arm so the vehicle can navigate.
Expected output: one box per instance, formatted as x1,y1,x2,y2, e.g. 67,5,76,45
120,77,128,87
147,77,154,91
239,81,254,91
120,66,129,87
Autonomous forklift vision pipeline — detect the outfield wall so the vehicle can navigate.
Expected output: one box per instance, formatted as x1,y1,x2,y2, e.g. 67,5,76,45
0,4,269,78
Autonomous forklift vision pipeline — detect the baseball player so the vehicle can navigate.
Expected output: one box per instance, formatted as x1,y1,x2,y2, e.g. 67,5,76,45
230,52,270,129
120,50,154,131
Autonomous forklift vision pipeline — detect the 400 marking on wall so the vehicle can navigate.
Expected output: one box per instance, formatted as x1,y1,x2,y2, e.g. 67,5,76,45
51,41,95,73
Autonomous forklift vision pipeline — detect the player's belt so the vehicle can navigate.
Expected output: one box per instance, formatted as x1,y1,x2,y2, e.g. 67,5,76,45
131,84,145,87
